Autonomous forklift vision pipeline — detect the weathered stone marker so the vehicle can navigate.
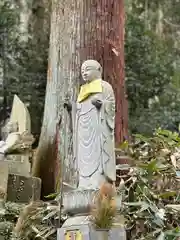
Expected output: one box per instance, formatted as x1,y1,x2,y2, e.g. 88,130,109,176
0,95,41,204
58,60,126,239
9,94,31,176
7,174,41,203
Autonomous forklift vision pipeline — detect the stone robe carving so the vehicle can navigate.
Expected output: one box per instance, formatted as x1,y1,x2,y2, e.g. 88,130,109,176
70,60,116,190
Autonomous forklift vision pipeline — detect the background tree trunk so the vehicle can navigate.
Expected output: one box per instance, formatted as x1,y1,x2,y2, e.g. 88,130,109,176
32,0,128,198
78,0,127,144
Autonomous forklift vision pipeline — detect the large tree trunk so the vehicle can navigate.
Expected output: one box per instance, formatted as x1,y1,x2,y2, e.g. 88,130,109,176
32,0,127,198
32,0,81,198
79,0,127,144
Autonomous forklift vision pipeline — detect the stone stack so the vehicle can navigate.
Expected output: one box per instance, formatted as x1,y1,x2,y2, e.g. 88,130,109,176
0,95,41,205
57,189,126,240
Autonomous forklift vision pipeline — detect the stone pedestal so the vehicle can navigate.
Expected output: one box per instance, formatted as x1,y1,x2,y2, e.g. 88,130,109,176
57,216,126,240
60,189,122,215
0,160,41,204
7,174,41,203
57,189,125,240
4,156,30,177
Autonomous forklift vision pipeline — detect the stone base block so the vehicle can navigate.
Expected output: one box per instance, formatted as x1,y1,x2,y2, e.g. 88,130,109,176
60,189,122,215
0,156,30,177
0,160,41,204
7,174,41,203
5,157,30,176
57,216,126,240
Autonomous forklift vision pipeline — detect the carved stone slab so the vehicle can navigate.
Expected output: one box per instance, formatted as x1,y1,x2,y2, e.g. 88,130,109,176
9,95,31,176
57,216,126,240
10,95,31,133
6,174,41,203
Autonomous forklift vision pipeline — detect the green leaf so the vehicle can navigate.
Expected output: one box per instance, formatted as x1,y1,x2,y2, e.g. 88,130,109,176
118,141,129,150
44,192,58,199
158,191,177,199
165,228,180,237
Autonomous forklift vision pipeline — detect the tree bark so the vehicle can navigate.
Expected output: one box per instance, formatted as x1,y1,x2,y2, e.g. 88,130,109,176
16,0,32,42
78,0,128,144
32,0,128,197
32,0,81,198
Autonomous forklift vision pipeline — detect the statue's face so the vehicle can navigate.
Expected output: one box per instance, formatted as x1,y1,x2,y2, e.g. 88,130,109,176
81,60,102,83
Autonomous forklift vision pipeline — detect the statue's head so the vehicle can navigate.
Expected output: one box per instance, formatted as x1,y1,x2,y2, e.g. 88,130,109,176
81,60,102,83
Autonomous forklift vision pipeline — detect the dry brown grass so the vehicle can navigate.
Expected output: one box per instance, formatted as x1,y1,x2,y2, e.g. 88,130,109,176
90,182,117,229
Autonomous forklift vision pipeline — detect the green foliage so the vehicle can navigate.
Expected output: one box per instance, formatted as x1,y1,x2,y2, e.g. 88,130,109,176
0,130,179,240
0,202,24,240
0,1,18,28
0,201,59,240
0,0,49,136
118,129,180,239
126,14,173,107
125,2,180,135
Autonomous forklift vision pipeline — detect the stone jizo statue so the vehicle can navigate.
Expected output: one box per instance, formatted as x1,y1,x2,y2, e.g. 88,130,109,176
65,60,116,190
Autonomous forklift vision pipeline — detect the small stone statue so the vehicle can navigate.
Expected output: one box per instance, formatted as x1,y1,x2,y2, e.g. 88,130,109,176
1,120,18,140
65,60,116,190
0,121,34,155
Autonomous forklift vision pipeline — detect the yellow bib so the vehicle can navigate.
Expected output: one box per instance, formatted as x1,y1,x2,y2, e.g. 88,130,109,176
77,79,102,103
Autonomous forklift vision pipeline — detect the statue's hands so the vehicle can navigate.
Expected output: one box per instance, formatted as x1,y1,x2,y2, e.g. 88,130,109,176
91,99,102,110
